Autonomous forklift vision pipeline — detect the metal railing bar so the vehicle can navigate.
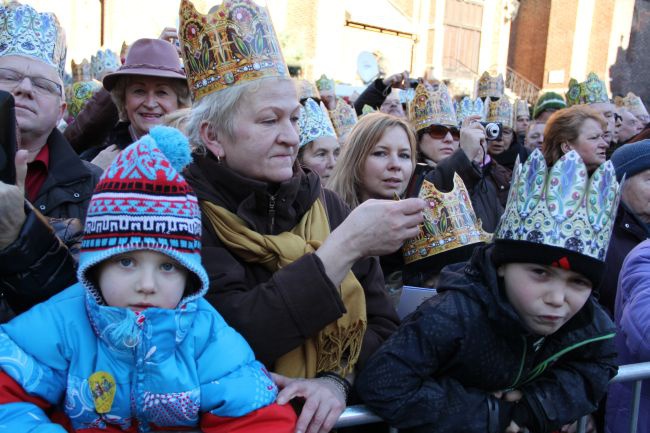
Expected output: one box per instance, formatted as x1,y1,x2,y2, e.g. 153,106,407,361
629,380,642,433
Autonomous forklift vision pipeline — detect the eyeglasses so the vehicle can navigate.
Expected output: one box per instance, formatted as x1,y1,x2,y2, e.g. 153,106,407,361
426,124,460,141
0,67,62,97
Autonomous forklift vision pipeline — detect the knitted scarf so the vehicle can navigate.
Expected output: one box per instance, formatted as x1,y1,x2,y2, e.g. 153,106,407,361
201,198,366,378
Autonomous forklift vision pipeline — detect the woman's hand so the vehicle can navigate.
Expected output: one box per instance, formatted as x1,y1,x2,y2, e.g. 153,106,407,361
90,145,120,171
459,115,487,163
272,373,346,433
0,149,28,249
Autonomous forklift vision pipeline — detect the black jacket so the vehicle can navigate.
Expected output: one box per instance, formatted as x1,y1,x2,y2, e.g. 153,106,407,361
356,244,618,433
0,129,101,320
353,78,391,115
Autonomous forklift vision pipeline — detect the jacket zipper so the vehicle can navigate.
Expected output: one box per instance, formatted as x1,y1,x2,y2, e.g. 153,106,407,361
268,195,276,233
509,334,527,389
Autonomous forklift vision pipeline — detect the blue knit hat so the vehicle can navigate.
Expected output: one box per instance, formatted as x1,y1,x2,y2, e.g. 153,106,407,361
611,139,650,181
78,126,209,306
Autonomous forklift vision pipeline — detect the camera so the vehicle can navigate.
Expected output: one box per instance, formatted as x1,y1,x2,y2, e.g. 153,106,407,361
480,121,502,141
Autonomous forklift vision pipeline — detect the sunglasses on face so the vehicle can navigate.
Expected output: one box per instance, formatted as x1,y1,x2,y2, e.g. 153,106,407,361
426,124,460,140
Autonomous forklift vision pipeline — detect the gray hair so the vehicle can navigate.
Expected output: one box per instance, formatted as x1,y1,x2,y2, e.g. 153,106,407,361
110,75,191,122
187,76,293,153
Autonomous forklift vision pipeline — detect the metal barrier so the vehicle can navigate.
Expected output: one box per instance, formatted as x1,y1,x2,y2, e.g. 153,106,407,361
334,361,650,433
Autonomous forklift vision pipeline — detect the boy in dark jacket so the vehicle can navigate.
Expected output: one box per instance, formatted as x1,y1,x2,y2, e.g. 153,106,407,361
356,149,620,433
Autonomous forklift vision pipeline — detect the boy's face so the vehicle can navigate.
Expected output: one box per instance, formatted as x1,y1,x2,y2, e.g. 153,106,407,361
97,250,188,312
498,263,592,336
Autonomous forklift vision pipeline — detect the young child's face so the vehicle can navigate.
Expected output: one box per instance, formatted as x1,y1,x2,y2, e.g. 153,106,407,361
498,263,592,336
97,250,188,312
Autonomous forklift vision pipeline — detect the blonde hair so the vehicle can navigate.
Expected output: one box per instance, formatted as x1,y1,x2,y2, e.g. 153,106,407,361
110,75,191,121
162,107,192,135
327,112,416,208
542,105,607,166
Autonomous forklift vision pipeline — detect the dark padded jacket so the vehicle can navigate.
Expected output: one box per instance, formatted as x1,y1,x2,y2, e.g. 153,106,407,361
356,244,618,433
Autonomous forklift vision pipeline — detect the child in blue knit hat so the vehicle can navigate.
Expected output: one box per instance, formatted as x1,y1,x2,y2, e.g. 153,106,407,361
0,126,296,432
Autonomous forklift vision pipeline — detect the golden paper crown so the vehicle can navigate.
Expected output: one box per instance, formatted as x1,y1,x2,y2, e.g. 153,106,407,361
179,0,289,101
615,92,649,118
295,78,319,100
315,74,335,92
402,174,492,265
409,82,457,131
485,96,514,129
477,71,504,99
566,72,609,106
514,99,529,118
329,97,357,138
71,59,92,82
120,41,129,64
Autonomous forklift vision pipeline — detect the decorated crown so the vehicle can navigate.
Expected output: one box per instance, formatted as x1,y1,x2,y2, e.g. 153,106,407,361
329,97,358,138
179,0,289,101
615,92,649,118
91,49,120,80
299,98,336,147
566,72,609,106
476,71,504,99
514,99,529,119
295,78,320,100
315,74,335,92
68,80,102,118
455,96,485,125
485,96,514,128
495,149,620,263
71,59,92,83
120,41,129,64
402,174,491,265
361,104,377,116
0,1,67,78
409,82,457,131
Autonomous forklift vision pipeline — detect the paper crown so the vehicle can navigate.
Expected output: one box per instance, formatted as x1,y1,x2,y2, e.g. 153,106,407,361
361,104,377,116
71,59,92,83
566,72,609,106
476,71,504,99
409,82,457,131
179,0,289,101
315,74,335,92
0,1,67,78
299,98,337,147
120,41,129,64
295,78,320,100
495,149,620,262
615,92,649,118
402,174,491,265
485,96,514,129
91,49,120,80
329,97,358,138
455,97,485,125
514,99,529,118
68,80,102,118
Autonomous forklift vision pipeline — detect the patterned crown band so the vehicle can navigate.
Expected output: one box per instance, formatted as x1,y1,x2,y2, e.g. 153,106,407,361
329,97,358,138
514,99,529,118
409,82,457,131
315,74,335,92
495,149,620,262
71,59,92,83
0,1,67,78
295,79,320,101
485,96,514,129
299,98,336,147
476,71,504,99
615,92,649,118
179,0,289,101
403,174,492,265
455,97,485,125
91,49,121,80
566,72,609,106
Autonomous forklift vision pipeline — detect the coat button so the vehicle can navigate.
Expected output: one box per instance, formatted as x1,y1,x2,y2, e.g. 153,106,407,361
39,205,46,211
73,192,80,198
625,223,630,228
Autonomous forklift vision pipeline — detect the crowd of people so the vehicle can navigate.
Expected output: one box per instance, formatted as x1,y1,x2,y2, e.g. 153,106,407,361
0,1,648,433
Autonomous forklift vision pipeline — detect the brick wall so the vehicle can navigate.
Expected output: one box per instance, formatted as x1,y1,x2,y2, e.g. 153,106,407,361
507,0,551,87
587,0,615,79
282,0,319,78
545,0,579,89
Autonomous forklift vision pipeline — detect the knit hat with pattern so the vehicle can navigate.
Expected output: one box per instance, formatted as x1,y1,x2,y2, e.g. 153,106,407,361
78,126,209,305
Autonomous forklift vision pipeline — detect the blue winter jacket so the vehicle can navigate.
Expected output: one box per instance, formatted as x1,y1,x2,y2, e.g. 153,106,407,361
0,282,278,432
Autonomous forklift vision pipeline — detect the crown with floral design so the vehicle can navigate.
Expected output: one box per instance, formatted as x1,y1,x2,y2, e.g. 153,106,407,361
315,74,335,92
485,96,514,128
329,97,357,138
402,174,491,265
615,92,649,118
476,71,504,99
361,104,376,116
91,49,120,80
566,72,609,106
495,149,620,263
514,99,529,119
71,59,92,83
68,80,102,118
299,98,336,147
179,0,289,101
455,96,485,125
0,1,67,78
409,82,457,131
295,78,320,100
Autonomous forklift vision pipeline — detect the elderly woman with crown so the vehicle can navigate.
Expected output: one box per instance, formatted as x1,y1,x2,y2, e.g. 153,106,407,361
179,1,426,432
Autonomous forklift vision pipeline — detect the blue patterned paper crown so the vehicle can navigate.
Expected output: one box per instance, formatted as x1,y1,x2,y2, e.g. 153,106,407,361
0,1,67,78
455,97,485,125
299,98,336,147
91,49,120,80
495,149,620,263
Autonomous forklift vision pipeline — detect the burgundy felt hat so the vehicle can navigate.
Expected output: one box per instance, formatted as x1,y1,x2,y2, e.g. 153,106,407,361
103,38,186,90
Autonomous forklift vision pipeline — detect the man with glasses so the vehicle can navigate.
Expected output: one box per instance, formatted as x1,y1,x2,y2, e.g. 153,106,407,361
0,2,101,321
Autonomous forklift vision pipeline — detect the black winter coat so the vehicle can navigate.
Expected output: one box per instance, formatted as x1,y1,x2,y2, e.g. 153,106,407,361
356,245,618,433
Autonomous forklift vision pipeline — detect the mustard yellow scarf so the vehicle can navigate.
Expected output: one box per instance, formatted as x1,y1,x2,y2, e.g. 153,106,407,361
201,198,367,378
